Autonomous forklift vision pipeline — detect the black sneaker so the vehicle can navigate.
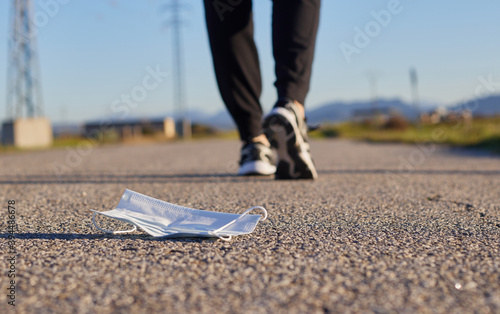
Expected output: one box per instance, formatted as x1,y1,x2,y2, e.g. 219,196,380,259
263,98,318,180
238,142,276,176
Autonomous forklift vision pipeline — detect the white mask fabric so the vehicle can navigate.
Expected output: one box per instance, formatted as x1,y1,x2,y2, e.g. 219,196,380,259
90,189,267,241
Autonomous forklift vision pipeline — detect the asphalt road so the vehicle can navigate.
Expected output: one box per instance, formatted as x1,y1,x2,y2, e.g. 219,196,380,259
1,139,499,313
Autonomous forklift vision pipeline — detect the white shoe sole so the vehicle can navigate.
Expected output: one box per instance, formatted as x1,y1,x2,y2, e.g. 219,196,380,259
238,160,276,176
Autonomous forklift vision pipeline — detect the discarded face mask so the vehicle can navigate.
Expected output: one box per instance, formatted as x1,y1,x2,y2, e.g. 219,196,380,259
90,189,267,241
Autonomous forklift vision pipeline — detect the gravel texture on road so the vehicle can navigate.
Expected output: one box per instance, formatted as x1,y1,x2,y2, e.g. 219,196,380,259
1,139,499,313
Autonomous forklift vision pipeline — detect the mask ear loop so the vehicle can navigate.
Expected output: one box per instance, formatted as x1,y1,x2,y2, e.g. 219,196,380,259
244,206,267,221
91,212,137,234
214,234,233,242
210,206,267,241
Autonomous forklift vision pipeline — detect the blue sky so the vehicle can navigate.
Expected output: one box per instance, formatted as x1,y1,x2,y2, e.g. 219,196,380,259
0,0,499,123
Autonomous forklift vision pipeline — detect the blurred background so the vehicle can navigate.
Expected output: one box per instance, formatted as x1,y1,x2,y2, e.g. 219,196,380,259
0,0,499,150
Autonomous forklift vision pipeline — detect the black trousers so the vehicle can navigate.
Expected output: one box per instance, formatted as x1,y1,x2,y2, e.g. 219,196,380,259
204,0,321,142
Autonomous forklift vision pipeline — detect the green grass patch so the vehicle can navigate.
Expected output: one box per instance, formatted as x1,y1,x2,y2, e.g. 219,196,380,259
310,116,500,153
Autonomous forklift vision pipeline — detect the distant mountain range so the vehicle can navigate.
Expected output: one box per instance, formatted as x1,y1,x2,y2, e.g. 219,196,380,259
449,94,500,117
50,94,500,136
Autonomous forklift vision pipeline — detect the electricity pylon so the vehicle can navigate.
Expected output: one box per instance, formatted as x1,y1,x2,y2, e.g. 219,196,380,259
409,67,421,124
162,0,190,139
6,0,44,120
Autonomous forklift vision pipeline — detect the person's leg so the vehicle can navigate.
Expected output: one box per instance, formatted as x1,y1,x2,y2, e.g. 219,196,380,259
263,0,321,180
272,0,321,112
204,1,275,176
203,0,264,143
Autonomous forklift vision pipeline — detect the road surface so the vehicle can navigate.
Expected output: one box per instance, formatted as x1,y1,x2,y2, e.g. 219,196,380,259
1,139,499,313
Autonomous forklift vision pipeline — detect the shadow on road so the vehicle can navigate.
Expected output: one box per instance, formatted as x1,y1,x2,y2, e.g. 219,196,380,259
1,169,498,185
0,173,275,185
0,232,216,242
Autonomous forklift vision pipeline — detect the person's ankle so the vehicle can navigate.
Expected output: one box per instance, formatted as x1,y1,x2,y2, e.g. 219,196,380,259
293,100,305,120
247,134,270,147
275,98,305,120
